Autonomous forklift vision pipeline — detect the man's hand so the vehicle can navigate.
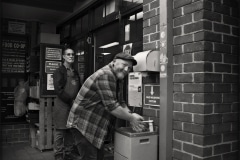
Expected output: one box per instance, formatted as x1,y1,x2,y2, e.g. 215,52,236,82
129,113,145,132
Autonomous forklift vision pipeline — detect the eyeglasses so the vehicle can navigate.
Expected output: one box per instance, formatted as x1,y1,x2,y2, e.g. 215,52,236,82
66,53,74,56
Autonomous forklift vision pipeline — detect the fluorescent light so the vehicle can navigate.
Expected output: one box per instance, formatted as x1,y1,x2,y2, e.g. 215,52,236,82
76,51,84,56
99,42,119,48
101,52,111,55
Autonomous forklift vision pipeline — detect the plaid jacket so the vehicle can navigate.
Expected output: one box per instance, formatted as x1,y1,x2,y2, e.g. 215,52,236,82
67,64,120,149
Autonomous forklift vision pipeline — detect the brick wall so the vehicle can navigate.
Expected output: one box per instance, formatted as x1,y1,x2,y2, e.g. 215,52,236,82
1,124,30,144
172,0,239,160
143,0,239,159
142,0,161,127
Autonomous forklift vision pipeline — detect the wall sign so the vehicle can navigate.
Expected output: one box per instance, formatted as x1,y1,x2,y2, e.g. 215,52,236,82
144,84,160,106
8,21,26,34
40,44,64,97
128,72,142,107
1,35,27,123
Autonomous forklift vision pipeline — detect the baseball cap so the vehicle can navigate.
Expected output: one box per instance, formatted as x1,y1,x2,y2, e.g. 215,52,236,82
114,52,137,66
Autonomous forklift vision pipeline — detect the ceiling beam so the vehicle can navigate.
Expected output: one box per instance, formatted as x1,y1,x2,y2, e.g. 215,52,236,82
2,0,77,12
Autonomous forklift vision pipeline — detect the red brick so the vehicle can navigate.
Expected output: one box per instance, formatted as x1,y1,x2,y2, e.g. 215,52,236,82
174,45,184,54
174,112,193,122
223,74,238,83
194,31,222,43
174,14,192,27
231,7,239,17
223,133,238,142
174,0,192,8
143,0,155,5
183,143,212,157
194,73,222,83
143,25,157,35
184,83,213,93
194,10,221,22
213,3,231,15
222,113,238,122
232,103,239,112
214,43,231,53
150,0,159,9
143,9,157,20
150,32,159,41
174,93,193,103
143,41,157,50
213,123,231,134
173,150,192,160
194,114,222,124
173,8,183,18
223,15,239,26
222,0,238,7
143,19,150,27
184,103,213,114
142,108,157,117
232,141,238,151
214,84,231,93
174,102,183,111
184,62,213,72
174,34,193,45
143,4,150,12
194,93,222,103
223,35,239,45
215,63,231,73
184,41,213,53
173,140,182,150
174,131,192,142
193,155,221,160
143,35,149,43
184,123,213,135
149,16,159,25
223,93,238,103
174,73,193,82
184,21,212,34
214,104,231,113
232,27,239,36
222,151,239,160
194,134,221,146
174,64,183,73
173,26,182,36
173,120,183,130
183,1,205,15
194,51,222,62
174,84,183,92
174,54,192,64
214,143,231,154
214,23,230,34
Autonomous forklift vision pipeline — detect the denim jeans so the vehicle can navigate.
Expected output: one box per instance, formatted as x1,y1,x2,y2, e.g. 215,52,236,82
54,129,74,157
71,128,104,160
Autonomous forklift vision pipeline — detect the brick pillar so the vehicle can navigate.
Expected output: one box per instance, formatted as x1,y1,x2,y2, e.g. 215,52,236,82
173,0,239,160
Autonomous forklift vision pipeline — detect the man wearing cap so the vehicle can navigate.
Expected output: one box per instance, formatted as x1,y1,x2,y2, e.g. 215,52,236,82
67,52,145,160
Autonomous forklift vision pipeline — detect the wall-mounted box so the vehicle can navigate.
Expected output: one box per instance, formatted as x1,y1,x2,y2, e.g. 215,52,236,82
133,50,159,72
39,33,60,44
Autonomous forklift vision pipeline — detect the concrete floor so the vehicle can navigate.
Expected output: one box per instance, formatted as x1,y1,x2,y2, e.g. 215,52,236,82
1,142,114,160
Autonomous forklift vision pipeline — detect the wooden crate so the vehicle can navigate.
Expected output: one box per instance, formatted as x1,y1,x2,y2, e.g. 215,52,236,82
29,97,55,151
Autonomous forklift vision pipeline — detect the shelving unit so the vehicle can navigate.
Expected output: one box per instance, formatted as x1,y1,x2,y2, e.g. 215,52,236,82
29,97,55,151
27,42,63,151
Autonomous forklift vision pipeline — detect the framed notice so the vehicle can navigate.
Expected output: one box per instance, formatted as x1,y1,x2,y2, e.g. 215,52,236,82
40,44,64,97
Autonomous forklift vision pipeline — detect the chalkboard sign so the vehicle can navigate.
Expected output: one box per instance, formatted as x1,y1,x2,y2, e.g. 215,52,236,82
40,44,64,97
1,35,28,124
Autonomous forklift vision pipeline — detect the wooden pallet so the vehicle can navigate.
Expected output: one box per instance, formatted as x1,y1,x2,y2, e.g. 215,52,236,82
29,97,55,151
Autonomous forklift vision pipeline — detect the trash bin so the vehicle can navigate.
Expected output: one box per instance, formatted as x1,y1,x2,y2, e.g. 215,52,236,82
114,127,157,160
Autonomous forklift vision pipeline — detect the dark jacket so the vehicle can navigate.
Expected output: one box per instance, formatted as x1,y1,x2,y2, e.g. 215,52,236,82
53,65,80,105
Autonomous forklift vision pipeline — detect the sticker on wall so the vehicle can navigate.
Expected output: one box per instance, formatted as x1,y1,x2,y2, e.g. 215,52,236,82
123,43,132,55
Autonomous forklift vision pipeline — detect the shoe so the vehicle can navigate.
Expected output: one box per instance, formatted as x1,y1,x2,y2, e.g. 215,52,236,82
55,154,64,160
64,152,82,160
